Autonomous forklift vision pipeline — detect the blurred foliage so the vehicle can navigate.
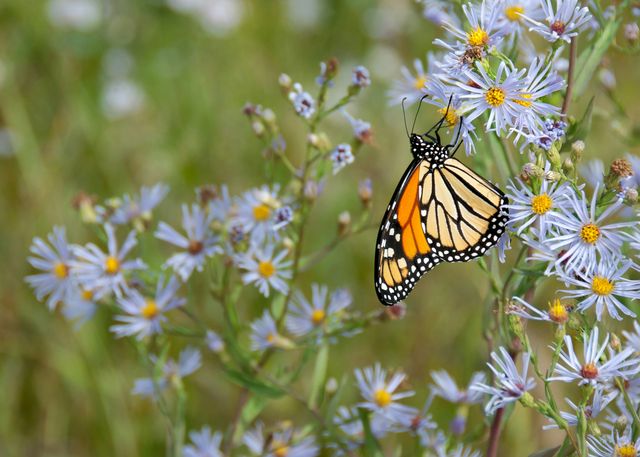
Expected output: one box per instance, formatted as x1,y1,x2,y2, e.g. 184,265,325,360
1,0,639,456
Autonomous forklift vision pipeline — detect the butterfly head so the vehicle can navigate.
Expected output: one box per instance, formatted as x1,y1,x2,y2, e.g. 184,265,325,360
409,133,446,162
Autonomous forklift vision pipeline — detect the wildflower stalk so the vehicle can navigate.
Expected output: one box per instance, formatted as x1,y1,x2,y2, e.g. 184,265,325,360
561,38,577,115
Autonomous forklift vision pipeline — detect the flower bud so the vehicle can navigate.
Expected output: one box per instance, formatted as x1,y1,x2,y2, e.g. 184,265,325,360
623,187,638,205
614,415,629,433
624,23,639,42
337,211,351,236
609,333,621,351
351,65,371,89
545,144,562,170
251,120,265,137
262,108,276,124
304,180,320,202
521,163,544,179
571,140,585,163
544,170,562,182
382,302,407,320
278,73,292,92
325,377,338,395
358,178,373,209
562,158,574,175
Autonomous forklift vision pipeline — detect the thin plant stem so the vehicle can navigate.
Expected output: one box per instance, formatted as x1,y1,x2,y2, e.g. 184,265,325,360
562,38,577,115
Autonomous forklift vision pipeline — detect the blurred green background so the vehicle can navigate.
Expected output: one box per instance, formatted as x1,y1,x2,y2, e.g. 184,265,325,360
1,0,639,455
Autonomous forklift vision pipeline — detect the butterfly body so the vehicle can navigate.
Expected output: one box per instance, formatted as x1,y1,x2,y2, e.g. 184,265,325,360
374,131,509,305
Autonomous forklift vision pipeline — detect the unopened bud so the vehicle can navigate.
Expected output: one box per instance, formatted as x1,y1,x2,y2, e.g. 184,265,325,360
304,180,320,202
358,178,373,209
72,192,99,224
624,187,638,205
282,237,295,252
545,144,562,169
544,170,562,182
251,120,265,137
522,163,544,179
278,73,292,91
609,333,621,351
615,415,629,433
242,102,257,116
262,108,276,124
325,377,338,395
337,211,351,236
624,23,639,42
571,140,585,163
562,158,574,175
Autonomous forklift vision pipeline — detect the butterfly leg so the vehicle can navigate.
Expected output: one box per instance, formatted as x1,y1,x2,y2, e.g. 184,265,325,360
422,96,453,140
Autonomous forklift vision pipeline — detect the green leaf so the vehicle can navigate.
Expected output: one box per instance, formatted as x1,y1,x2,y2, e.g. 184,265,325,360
223,368,285,399
573,19,621,98
308,343,329,409
231,396,269,445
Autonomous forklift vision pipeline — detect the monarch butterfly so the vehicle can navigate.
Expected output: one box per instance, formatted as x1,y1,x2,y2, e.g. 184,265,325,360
374,99,509,305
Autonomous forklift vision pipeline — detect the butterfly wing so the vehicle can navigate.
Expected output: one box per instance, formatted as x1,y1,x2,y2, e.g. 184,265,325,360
420,157,508,263
374,159,441,305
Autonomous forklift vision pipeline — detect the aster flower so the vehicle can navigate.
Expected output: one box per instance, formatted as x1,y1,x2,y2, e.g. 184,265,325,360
559,259,640,320
521,0,593,43
587,429,640,457
528,118,567,151
509,297,571,325
352,65,371,88
429,370,486,404
132,347,201,398
622,321,640,353
71,224,146,299
110,275,185,339
109,183,169,227
155,204,222,281
548,328,640,386
272,206,294,232
355,364,418,423
505,176,570,237
548,187,634,274
206,329,225,353
236,244,292,297
330,144,355,175
250,311,292,351
205,184,233,222
289,83,315,119
545,387,617,429
183,426,223,457
440,0,504,52
62,286,98,326
493,0,544,37
470,347,536,415
343,110,373,144
387,53,439,105
456,61,528,135
332,406,393,446
243,422,319,457
233,185,284,244
424,79,478,155
26,226,77,310
285,284,351,339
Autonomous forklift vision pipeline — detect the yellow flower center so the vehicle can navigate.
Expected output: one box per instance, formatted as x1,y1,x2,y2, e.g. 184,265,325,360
81,289,94,301
258,260,275,278
311,309,326,325
272,441,289,457
104,256,120,275
531,193,553,214
467,27,489,47
266,332,276,343
437,107,459,127
141,299,159,319
592,276,614,296
513,92,532,107
413,74,427,90
615,443,637,457
252,203,272,221
374,388,392,407
580,362,599,379
505,5,524,21
580,223,601,244
485,87,506,107
53,262,69,279
548,299,569,324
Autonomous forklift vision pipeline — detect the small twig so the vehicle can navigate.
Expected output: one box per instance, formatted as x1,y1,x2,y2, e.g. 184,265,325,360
486,406,505,457
562,38,577,115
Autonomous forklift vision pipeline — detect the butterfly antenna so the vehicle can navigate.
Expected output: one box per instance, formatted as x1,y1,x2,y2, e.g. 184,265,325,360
411,94,429,134
401,97,410,138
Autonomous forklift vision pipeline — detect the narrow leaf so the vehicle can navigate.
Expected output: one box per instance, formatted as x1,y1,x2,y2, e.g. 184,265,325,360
308,343,329,409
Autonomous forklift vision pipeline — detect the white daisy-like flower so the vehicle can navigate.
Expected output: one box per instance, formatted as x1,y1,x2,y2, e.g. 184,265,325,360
509,296,571,325
429,370,486,404
548,328,640,386
330,144,355,175
71,224,146,299
587,428,640,457
289,82,315,119
456,61,528,135
285,284,351,338
249,311,292,351
355,364,418,423
470,347,536,415
62,286,98,326
183,426,223,457
440,0,504,51
243,422,319,457
505,176,571,237
237,244,292,297
132,346,201,398
548,187,634,274
387,52,440,105
424,79,478,155
26,226,77,310
544,387,617,429
492,0,545,38
110,275,185,339
233,185,284,245
622,321,640,353
521,235,561,275
155,204,222,281
521,0,593,43
109,183,169,226
558,259,640,320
